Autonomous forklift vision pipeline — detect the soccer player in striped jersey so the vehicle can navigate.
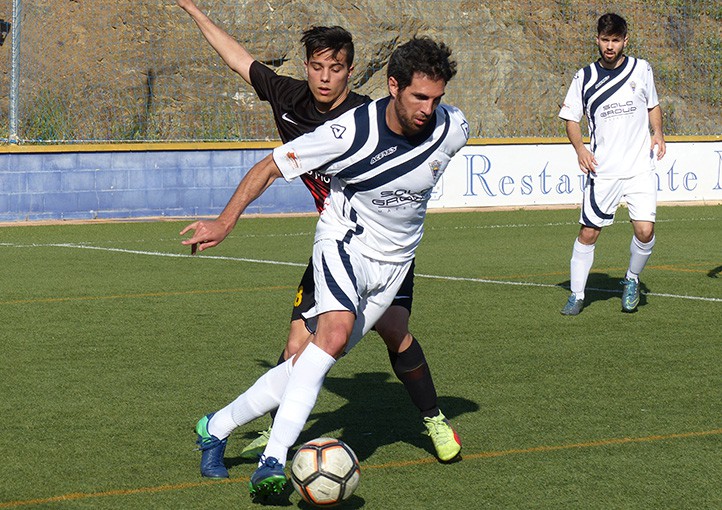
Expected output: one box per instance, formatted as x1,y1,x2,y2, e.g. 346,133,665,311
178,0,461,467
558,13,666,316
181,36,469,496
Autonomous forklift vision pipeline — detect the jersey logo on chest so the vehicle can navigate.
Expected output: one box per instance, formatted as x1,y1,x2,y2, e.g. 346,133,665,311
281,112,299,125
370,146,398,165
331,125,346,139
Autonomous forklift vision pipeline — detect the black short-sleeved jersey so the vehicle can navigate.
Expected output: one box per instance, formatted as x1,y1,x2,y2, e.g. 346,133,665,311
249,60,371,212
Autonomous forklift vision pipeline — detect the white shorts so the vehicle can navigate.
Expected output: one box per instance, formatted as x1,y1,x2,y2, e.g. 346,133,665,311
579,171,657,228
302,238,413,353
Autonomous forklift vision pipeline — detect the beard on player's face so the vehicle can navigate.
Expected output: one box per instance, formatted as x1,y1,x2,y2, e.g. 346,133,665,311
596,33,626,68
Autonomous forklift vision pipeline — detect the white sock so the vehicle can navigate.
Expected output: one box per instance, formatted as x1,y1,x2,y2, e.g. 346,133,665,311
208,358,294,439
261,343,336,466
570,238,595,300
627,235,655,280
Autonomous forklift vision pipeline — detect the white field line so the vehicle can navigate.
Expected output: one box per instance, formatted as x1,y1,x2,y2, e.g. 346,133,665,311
416,273,722,302
3,242,721,304
18,216,716,246
0,242,308,267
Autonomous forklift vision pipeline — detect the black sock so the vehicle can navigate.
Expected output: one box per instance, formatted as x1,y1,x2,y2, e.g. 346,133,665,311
388,337,439,418
276,351,287,366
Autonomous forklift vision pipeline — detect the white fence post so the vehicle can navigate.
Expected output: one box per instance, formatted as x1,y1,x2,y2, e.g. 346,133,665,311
9,0,20,143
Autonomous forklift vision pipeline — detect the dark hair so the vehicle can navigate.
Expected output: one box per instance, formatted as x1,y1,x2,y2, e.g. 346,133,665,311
300,26,355,67
597,13,627,37
387,36,456,91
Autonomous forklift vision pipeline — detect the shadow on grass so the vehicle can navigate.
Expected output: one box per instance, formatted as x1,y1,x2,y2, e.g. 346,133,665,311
297,494,366,509
228,370,478,469
707,265,722,278
228,368,477,507
307,371,477,461
255,489,365,509
558,272,651,311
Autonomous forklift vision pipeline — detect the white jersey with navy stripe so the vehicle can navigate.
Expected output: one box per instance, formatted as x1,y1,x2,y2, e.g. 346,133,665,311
559,56,659,180
273,96,469,263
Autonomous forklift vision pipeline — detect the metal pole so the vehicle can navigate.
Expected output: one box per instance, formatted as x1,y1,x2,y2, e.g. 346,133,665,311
9,0,20,143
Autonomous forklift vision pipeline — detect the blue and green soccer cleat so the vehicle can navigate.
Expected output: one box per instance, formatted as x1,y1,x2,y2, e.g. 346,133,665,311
620,277,640,313
195,413,229,478
249,456,287,497
561,294,584,316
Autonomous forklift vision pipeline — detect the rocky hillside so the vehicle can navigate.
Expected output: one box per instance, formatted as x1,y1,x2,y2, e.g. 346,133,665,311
1,0,719,141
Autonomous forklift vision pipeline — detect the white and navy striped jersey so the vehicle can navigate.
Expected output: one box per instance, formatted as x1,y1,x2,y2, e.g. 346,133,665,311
273,96,469,263
559,56,659,180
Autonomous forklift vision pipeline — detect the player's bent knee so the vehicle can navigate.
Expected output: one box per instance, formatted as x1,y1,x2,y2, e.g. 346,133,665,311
375,307,410,347
578,226,601,245
376,322,406,345
314,336,348,359
634,226,654,243
380,331,413,354
313,311,354,358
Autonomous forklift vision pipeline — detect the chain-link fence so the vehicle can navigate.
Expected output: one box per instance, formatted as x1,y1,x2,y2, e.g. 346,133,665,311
1,0,720,143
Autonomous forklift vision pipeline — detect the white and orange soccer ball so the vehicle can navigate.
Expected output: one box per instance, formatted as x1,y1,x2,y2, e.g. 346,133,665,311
290,437,360,507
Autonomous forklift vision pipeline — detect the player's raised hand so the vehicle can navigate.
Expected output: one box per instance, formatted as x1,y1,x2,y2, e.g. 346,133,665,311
180,219,229,254
176,0,195,10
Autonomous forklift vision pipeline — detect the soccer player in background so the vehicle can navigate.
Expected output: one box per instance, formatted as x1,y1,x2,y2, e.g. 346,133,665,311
558,12,666,316
177,0,461,471
181,36,469,496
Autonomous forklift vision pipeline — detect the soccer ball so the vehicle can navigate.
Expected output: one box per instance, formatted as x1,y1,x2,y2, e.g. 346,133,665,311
290,437,360,506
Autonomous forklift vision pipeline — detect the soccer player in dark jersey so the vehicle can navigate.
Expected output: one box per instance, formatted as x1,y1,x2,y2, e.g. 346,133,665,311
177,0,461,473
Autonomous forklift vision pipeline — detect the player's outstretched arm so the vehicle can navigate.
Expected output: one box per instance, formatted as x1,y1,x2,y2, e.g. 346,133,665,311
180,154,282,252
565,120,597,175
176,0,255,84
648,105,666,160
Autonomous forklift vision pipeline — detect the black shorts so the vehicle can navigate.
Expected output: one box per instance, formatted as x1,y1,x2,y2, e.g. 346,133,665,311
290,258,415,321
